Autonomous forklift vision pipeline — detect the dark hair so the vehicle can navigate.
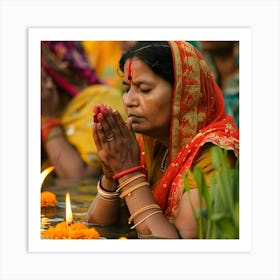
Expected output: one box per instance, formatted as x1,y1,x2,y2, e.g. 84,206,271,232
119,41,174,87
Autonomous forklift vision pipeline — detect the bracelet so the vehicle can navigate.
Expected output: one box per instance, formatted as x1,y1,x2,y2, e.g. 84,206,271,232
41,116,60,122
97,193,119,202
116,173,146,193
41,117,61,129
97,181,119,200
119,181,150,199
128,203,161,224
113,165,148,180
41,118,62,144
46,131,65,143
100,175,118,192
130,210,162,229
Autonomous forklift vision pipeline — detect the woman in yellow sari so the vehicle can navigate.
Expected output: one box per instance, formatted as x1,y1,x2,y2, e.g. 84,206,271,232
85,41,239,238
41,41,126,178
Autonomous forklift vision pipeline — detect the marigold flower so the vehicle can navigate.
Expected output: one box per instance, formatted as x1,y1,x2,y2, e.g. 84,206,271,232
41,191,57,207
41,221,100,239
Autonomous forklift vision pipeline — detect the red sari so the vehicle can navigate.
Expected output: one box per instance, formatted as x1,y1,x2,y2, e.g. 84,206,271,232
139,41,239,220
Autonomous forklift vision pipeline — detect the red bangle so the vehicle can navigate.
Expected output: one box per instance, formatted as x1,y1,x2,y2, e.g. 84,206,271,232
113,165,148,180
41,118,62,145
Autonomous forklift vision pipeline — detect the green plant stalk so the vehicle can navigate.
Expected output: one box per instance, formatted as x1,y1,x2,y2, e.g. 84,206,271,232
183,146,239,239
182,173,199,233
194,167,204,238
211,147,236,227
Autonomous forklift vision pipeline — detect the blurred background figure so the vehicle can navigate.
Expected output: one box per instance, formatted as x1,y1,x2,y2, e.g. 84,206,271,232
81,41,124,90
81,41,138,93
41,41,126,179
199,41,239,127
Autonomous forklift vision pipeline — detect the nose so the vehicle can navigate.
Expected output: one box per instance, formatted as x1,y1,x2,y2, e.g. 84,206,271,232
123,87,138,108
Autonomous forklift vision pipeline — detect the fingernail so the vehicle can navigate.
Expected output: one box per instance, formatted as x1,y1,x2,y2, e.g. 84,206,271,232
93,106,100,114
101,106,107,113
97,113,103,120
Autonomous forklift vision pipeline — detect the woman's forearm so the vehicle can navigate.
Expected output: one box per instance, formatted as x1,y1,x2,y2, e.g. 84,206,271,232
118,172,179,239
44,126,101,178
85,176,121,225
85,194,120,225
86,172,179,237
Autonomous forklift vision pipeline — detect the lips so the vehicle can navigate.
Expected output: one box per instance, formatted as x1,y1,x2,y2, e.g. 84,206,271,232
128,115,144,125
128,114,138,118
128,114,143,120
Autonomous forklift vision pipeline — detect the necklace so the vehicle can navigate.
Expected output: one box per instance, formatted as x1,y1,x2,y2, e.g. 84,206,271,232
161,148,169,173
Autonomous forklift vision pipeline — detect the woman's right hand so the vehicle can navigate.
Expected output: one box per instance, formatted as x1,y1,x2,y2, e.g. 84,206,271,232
92,104,140,190
92,117,118,191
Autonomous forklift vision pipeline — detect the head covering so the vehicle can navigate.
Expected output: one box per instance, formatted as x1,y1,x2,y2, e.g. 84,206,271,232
41,41,101,96
139,41,239,218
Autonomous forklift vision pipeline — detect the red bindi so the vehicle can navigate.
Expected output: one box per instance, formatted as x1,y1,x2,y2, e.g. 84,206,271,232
127,59,133,82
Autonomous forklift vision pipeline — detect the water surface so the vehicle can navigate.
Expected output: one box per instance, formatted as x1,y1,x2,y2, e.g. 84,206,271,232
41,176,137,239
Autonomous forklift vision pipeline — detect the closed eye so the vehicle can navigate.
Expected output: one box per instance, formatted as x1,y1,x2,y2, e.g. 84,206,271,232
140,88,151,93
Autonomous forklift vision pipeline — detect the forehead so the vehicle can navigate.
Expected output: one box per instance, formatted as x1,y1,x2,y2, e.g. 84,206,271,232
123,58,155,80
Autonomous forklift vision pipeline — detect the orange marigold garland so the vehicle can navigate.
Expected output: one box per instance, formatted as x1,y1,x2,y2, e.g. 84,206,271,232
41,191,57,207
41,221,100,239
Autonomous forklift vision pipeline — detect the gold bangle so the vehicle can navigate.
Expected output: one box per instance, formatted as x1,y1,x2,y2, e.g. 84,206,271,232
116,173,146,193
46,131,65,143
128,203,161,224
119,181,150,199
130,210,162,229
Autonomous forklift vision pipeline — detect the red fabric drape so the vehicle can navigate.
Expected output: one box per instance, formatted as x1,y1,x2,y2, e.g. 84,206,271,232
140,41,239,219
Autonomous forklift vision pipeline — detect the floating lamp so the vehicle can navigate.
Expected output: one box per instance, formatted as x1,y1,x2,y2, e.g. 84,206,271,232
41,192,100,239
40,166,57,207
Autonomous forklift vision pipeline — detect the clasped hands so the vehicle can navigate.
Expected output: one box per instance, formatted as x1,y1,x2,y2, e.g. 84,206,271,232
92,104,140,189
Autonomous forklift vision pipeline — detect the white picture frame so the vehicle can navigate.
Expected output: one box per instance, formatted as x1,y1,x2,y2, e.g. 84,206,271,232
1,1,279,279
28,27,252,254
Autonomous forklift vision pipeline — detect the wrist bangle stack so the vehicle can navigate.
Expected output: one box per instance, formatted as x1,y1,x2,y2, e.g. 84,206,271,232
113,165,148,180
128,204,161,224
119,181,150,199
41,117,62,145
46,131,65,143
130,210,162,230
116,173,146,193
97,181,119,200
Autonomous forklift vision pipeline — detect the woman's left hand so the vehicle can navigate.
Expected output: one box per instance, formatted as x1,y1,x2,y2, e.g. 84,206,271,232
92,105,140,178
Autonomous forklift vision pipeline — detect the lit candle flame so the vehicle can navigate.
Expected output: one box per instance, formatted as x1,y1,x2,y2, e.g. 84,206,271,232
65,192,73,224
40,166,55,189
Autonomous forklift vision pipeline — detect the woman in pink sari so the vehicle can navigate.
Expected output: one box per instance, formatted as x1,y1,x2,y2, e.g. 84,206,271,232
86,41,239,238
